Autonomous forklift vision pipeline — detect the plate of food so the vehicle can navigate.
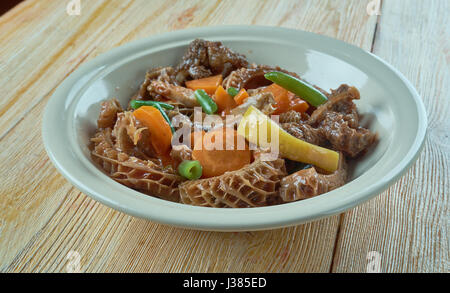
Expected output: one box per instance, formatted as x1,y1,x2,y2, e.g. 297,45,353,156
42,26,427,231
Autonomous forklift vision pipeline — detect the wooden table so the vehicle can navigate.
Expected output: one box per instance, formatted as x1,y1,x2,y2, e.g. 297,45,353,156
0,0,448,273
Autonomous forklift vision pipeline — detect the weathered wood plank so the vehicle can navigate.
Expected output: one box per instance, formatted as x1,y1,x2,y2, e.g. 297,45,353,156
331,0,449,273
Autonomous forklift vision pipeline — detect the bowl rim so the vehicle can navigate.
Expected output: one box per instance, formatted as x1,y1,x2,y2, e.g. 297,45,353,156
42,25,427,231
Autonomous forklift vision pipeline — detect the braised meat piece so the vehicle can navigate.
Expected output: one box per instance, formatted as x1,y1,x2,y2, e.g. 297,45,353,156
112,112,155,160
279,154,347,202
174,39,248,83
170,144,193,169
309,84,360,128
97,99,123,129
223,64,300,90
311,85,376,157
279,110,309,124
318,112,377,158
147,80,199,107
136,66,176,100
281,122,327,147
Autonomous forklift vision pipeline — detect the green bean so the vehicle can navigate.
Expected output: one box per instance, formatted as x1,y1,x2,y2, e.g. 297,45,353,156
178,160,203,180
152,103,175,134
131,100,175,133
227,87,239,97
194,89,218,114
264,72,328,107
130,100,175,110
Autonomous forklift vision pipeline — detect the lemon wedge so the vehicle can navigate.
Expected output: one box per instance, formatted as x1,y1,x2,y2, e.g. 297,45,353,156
237,106,339,173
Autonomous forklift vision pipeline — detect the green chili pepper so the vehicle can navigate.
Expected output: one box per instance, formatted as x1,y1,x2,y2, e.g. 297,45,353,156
178,160,203,180
227,87,239,97
194,89,218,115
264,72,328,107
152,103,175,134
130,100,175,110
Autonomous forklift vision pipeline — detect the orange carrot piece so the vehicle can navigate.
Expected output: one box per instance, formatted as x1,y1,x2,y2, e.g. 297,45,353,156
192,128,251,178
263,83,291,114
133,106,172,156
288,91,310,113
233,89,250,105
214,85,237,113
289,98,309,113
185,74,223,95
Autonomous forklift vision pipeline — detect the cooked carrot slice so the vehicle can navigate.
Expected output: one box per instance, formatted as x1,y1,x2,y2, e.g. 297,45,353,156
185,74,223,95
133,106,172,156
289,98,309,113
233,89,250,105
192,128,251,178
214,85,237,114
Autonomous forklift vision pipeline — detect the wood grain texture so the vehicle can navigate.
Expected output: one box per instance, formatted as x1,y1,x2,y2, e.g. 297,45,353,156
0,0,446,273
331,0,449,273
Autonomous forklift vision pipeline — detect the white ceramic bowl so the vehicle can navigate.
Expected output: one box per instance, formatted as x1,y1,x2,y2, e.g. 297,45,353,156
42,26,427,231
